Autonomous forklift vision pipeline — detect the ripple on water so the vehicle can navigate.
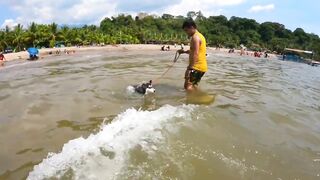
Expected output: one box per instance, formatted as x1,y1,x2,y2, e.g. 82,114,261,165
0,51,320,180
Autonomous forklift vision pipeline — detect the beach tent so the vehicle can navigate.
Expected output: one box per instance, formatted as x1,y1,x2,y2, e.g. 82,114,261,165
27,47,39,60
27,47,39,55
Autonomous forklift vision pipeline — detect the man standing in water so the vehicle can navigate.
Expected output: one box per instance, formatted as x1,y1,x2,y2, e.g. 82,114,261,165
178,20,207,91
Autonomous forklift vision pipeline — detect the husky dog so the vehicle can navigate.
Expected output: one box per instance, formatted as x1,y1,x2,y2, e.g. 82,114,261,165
133,80,155,95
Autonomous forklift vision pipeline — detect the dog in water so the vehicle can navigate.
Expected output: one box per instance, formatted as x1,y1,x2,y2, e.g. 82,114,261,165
133,80,155,95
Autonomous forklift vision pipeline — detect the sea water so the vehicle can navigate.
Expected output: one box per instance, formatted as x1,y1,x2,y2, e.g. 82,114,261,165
0,49,319,179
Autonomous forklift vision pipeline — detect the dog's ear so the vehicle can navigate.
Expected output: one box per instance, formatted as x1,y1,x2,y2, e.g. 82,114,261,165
149,80,152,84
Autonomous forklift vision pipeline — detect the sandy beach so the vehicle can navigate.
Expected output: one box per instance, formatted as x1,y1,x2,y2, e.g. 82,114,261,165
1,44,277,62
1,44,171,62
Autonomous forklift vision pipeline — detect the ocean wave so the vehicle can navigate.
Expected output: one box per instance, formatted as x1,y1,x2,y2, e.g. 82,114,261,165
27,105,195,180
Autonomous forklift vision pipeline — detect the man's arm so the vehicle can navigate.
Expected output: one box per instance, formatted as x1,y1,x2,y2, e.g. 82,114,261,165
178,49,190,54
189,36,200,69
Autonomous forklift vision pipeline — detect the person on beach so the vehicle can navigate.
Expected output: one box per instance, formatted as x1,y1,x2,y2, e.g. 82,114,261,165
177,20,208,91
0,52,6,66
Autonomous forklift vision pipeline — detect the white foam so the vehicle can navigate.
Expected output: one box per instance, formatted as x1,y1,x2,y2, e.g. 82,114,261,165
126,85,135,94
27,105,195,180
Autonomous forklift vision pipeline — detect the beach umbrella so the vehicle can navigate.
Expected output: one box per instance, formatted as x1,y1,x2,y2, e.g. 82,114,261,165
27,47,39,55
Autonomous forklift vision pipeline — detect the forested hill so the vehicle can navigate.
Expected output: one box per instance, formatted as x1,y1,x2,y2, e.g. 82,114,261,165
1,12,320,59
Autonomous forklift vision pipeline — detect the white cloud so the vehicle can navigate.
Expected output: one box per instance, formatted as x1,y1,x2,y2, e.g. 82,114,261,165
2,0,117,26
163,0,245,16
1,0,246,27
248,4,275,13
1,19,18,29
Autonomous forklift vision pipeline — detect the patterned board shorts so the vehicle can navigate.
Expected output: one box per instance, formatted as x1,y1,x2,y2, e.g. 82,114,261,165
186,69,205,85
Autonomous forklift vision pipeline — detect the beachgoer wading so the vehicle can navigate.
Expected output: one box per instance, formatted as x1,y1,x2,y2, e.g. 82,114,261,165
178,20,208,91
0,52,6,66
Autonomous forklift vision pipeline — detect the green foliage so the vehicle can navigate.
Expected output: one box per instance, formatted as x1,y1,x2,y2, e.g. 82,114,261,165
1,12,320,60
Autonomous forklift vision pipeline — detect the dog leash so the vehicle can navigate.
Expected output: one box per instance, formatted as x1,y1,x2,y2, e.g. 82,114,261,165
153,51,180,84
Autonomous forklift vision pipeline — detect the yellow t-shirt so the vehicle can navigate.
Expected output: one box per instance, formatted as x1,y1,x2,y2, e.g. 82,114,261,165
191,31,207,72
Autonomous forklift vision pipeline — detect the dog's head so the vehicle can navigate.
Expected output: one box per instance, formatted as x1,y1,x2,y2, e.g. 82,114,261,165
144,80,155,95
134,80,156,95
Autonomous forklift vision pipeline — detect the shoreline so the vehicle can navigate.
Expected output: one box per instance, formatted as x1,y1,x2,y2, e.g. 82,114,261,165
2,44,168,62
1,44,278,62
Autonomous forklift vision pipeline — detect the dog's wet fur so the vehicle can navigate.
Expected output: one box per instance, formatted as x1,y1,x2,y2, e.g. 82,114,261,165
133,80,156,95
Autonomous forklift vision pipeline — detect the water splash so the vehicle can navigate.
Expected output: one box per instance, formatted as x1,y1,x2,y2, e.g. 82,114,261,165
27,105,195,180
126,85,135,94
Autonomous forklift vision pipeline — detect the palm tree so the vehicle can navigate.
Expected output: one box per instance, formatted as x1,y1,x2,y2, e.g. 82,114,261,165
48,23,64,47
60,26,70,45
24,22,38,47
0,31,8,51
33,24,50,48
67,28,82,45
12,24,25,52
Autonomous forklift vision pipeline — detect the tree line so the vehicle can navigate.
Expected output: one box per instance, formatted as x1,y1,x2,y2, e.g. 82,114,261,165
1,11,319,59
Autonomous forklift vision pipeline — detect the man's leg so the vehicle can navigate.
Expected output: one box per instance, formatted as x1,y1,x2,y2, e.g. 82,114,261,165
184,79,195,91
184,69,196,91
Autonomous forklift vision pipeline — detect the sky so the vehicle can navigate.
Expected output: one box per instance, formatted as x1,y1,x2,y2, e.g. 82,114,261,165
0,0,319,35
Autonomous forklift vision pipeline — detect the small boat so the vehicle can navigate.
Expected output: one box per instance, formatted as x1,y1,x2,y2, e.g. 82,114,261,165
281,48,318,66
